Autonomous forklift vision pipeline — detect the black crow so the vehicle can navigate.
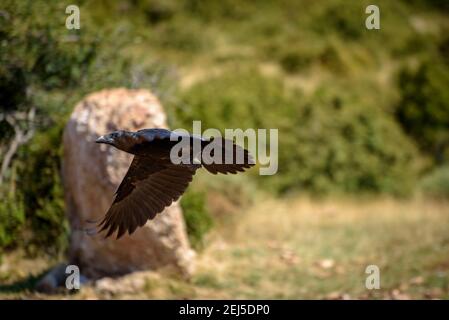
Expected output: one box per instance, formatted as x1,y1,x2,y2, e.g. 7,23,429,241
94,128,254,239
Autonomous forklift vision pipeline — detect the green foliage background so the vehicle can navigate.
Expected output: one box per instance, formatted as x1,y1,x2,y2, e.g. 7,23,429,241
0,0,448,256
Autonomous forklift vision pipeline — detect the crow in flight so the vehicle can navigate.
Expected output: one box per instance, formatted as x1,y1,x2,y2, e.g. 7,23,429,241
94,128,254,239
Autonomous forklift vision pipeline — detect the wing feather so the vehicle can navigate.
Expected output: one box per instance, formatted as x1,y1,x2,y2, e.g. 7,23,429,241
98,156,199,239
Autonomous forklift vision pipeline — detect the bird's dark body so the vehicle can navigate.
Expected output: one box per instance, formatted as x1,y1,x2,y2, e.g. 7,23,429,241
129,129,206,160
131,138,177,160
94,128,254,239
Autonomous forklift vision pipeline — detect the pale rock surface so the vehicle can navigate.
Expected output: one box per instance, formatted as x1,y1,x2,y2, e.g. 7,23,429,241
62,88,195,279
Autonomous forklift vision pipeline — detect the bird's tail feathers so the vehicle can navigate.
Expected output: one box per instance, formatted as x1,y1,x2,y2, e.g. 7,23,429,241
202,138,255,175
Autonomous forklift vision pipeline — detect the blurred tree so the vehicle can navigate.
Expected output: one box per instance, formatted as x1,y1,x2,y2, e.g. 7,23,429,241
176,69,422,196
0,0,97,254
1,0,446,257
395,59,449,165
0,0,173,255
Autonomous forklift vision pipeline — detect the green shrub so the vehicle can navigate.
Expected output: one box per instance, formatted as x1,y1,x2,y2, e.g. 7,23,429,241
279,51,311,74
420,166,449,199
395,60,449,165
1,0,445,258
0,182,25,251
16,125,68,255
276,89,421,196
313,3,364,40
148,16,214,53
180,189,213,250
138,0,178,24
175,69,421,196
0,0,171,255
403,0,449,13
317,42,347,74
0,0,93,255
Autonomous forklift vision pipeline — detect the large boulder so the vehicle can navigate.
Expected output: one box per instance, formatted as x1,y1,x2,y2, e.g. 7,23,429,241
62,88,195,279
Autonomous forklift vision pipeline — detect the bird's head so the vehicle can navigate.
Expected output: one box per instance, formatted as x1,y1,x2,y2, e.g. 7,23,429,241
96,130,136,153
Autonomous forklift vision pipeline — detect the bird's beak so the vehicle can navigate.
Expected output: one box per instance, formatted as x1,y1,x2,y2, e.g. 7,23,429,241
96,135,113,145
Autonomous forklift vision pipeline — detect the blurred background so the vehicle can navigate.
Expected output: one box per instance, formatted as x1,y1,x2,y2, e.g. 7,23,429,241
0,0,448,299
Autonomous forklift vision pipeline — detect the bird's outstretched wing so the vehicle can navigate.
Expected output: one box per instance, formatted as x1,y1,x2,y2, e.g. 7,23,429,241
98,156,199,239
201,138,255,175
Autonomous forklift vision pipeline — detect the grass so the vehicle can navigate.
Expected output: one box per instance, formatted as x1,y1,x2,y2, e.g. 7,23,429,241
189,196,449,299
1,196,448,299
